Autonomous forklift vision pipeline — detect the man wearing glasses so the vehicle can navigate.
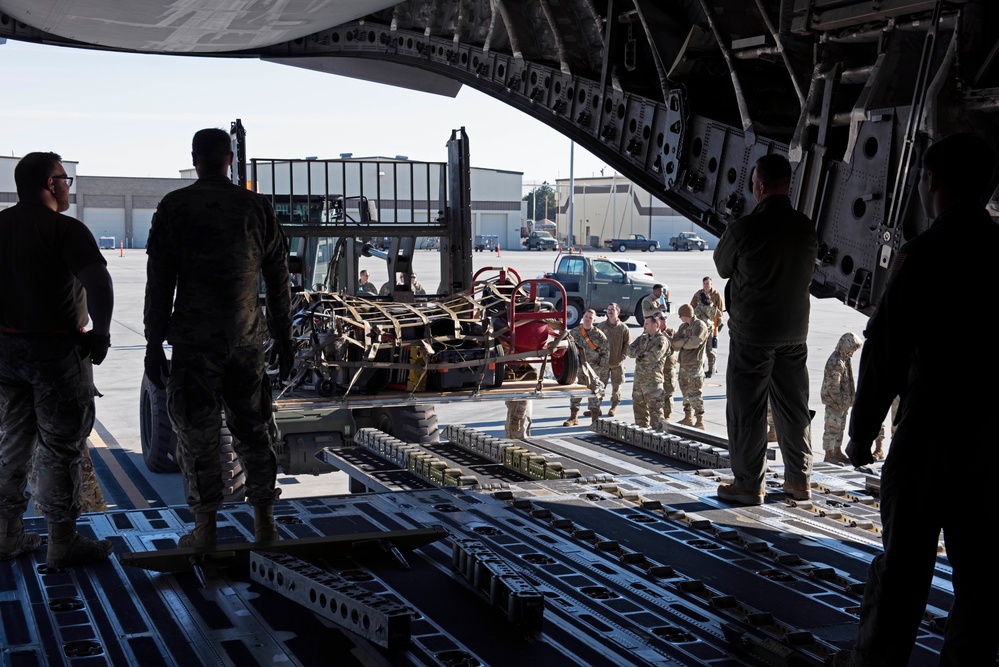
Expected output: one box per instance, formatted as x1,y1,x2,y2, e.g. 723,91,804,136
0,152,115,567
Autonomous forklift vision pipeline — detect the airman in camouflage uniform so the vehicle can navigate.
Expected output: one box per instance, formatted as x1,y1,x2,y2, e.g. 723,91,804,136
674,304,710,429
144,129,294,550
820,332,862,464
690,277,725,378
595,303,630,417
1,151,114,567
657,315,678,422
564,310,608,426
627,315,669,429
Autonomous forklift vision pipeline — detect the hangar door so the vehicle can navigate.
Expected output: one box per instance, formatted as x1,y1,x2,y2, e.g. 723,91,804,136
133,209,156,249
84,208,125,247
478,213,514,250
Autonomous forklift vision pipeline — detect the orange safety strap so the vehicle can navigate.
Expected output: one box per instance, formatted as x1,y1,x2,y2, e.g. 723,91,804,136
580,326,599,351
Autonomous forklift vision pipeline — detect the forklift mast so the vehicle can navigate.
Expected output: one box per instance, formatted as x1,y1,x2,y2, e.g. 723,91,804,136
243,123,474,297
230,118,247,188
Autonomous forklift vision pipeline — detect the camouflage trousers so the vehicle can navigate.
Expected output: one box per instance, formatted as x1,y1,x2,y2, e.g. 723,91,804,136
875,396,901,447
822,406,848,452
662,365,676,418
28,443,106,513
677,365,705,415
633,385,665,429
0,334,95,523
168,345,279,514
505,400,532,440
597,365,625,407
569,376,604,415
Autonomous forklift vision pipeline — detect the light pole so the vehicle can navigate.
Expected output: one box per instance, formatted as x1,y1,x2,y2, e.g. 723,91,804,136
568,141,575,248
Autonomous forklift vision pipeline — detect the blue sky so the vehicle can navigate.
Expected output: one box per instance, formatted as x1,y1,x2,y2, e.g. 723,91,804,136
0,40,608,188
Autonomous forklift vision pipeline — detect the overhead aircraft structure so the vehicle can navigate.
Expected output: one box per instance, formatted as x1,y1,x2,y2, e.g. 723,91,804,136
1,0,996,312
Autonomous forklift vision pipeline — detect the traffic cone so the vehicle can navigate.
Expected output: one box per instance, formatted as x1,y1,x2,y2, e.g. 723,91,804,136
497,242,501,257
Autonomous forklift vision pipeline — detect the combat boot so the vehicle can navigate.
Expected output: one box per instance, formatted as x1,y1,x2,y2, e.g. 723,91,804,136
590,408,602,425
678,409,694,426
253,504,279,543
0,516,41,561
177,512,218,551
824,449,850,465
562,409,579,427
767,426,778,442
46,521,112,568
873,446,885,460
694,415,705,429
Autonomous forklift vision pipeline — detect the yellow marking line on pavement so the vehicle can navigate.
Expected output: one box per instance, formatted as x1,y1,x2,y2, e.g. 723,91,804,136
89,429,150,509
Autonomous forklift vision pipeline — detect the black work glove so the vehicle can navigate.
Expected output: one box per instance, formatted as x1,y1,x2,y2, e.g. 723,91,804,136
82,331,111,365
144,344,170,390
276,338,296,382
845,439,875,467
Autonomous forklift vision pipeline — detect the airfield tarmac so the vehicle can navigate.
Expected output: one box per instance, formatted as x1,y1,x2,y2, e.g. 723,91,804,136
79,245,873,512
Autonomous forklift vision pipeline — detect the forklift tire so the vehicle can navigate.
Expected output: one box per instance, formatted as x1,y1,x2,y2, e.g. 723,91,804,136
370,405,440,444
140,373,179,473
140,374,246,500
179,417,246,503
552,343,580,385
218,419,246,502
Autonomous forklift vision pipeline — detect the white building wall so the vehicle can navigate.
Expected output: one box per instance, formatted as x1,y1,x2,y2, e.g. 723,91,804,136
555,176,719,249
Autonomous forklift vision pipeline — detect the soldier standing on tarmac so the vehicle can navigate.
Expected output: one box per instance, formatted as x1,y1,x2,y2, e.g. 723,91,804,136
563,310,608,426
819,332,863,465
594,303,630,417
690,277,724,378
144,128,294,550
0,151,114,567
658,313,678,423
626,314,669,429
674,304,710,429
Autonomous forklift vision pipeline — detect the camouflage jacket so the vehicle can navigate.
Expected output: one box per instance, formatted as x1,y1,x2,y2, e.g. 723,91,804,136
674,318,710,368
661,326,677,373
569,325,609,374
821,333,862,409
693,302,724,333
596,319,631,368
144,175,292,347
627,331,669,385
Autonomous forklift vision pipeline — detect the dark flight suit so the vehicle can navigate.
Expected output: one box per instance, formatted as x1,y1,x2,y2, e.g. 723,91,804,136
144,175,292,514
849,203,999,666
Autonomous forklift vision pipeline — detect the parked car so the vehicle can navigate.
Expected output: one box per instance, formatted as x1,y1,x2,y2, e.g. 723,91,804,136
604,233,659,252
540,254,657,327
612,259,655,281
669,231,707,251
522,231,559,250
